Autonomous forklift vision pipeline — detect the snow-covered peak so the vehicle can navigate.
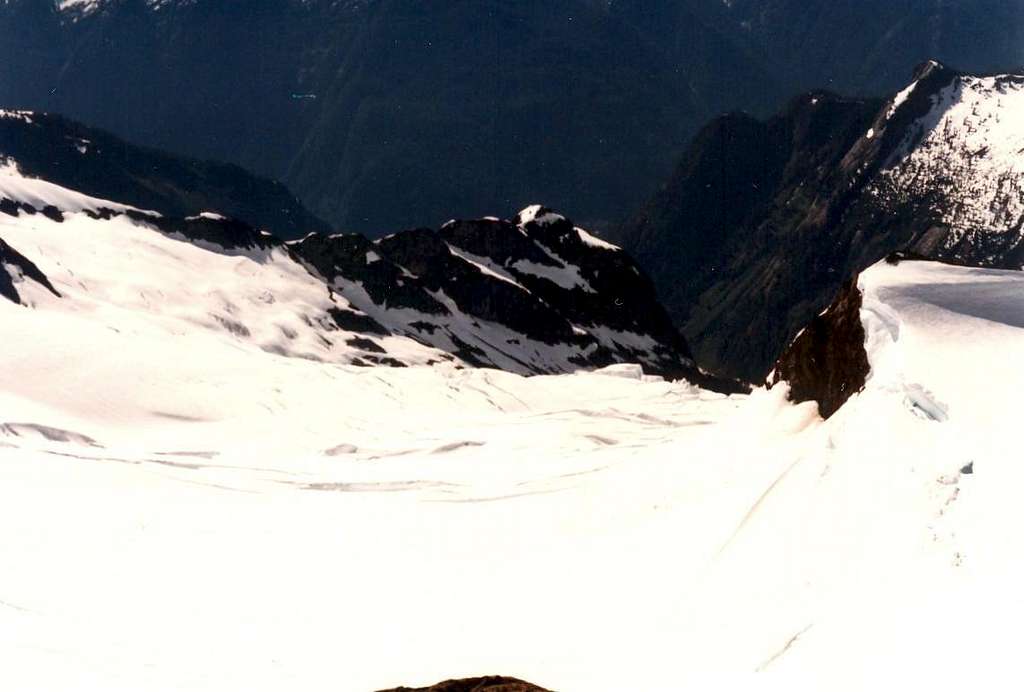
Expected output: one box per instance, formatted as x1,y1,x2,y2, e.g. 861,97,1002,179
0,110,35,124
516,204,566,227
874,71,1024,256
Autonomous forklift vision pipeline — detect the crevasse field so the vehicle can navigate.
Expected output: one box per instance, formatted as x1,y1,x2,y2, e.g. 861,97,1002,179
3,166,1023,690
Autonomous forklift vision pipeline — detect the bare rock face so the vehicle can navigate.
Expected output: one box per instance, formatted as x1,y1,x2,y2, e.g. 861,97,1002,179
769,279,870,419
376,676,550,692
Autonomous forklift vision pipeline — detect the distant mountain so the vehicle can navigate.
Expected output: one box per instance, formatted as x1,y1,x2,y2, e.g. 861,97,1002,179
619,62,1024,382
607,0,782,116
1,113,738,390
0,0,756,235
0,110,329,238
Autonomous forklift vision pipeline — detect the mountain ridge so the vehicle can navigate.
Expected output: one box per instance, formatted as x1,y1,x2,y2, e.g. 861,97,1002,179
0,124,739,390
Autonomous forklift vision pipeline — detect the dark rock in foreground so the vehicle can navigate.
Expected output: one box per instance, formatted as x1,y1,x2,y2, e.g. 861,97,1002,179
769,279,870,419
377,676,550,692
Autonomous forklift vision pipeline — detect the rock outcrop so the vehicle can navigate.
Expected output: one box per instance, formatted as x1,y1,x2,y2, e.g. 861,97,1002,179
377,676,550,692
769,279,870,419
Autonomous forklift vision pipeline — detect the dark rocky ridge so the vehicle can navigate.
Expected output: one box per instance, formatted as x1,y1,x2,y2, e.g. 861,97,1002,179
769,279,870,419
0,111,329,238
618,62,1024,383
290,206,744,390
377,677,550,692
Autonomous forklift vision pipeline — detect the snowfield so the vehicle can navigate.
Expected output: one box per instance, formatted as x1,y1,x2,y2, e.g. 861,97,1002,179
3,182,1023,688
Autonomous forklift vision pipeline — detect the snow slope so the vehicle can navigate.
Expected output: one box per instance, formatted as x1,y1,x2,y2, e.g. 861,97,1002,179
3,200,1023,692
714,259,1024,682
0,171,451,369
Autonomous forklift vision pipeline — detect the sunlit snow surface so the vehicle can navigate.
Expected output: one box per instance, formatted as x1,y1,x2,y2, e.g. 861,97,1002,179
2,186,1022,692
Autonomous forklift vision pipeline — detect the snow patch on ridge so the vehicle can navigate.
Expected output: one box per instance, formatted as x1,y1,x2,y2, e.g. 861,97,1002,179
0,158,156,217
446,244,531,293
517,204,565,227
0,110,34,124
575,226,620,251
185,211,227,222
511,257,595,293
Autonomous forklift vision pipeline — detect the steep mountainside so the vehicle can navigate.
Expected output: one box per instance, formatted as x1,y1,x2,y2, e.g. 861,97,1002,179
0,110,329,238
620,62,1024,381
0,122,726,387
0,0,758,235
606,0,781,118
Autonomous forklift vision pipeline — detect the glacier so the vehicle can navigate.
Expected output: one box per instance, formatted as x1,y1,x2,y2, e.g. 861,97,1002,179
2,158,1022,690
